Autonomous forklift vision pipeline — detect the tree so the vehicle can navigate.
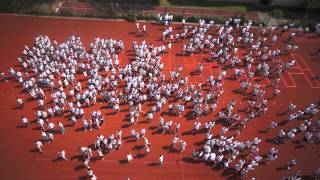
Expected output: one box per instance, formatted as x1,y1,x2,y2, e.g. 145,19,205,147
301,0,320,9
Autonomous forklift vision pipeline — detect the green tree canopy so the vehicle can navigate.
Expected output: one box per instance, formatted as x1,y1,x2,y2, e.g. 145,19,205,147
301,0,320,9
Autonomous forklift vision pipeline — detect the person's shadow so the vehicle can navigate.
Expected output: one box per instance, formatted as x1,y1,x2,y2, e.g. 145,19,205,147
29,148,40,153
148,162,160,166
118,159,128,164
52,157,65,162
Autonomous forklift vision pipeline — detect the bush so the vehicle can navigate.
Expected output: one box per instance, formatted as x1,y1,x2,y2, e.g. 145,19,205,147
301,0,320,9
269,8,284,18
145,14,157,21
187,15,198,23
213,16,223,24
173,15,183,22
0,0,53,13
137,13,144,20
32,3,54,16
239,14,246,25
203,16,212,23
79,0,159,5
251,20,266,27
126,10,138,22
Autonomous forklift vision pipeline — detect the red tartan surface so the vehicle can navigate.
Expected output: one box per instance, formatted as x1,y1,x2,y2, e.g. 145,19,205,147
0,14,319,180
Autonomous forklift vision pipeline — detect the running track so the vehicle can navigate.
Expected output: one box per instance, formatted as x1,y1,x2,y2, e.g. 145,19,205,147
0,14,319,180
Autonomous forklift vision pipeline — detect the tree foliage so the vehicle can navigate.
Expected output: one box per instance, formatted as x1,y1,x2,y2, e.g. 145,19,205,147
301,0,320,9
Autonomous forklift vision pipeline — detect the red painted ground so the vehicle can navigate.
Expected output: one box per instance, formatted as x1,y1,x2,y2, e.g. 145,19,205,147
0,14,319,180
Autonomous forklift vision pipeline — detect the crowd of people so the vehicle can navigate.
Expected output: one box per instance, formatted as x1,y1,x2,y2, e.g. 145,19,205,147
1,12,319,180
275,103,320,145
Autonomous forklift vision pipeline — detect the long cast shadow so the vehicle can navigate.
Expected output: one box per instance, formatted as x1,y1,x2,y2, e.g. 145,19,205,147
182,157,201,164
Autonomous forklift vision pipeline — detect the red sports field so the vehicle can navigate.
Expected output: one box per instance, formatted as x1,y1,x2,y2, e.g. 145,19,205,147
0,13,319,180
